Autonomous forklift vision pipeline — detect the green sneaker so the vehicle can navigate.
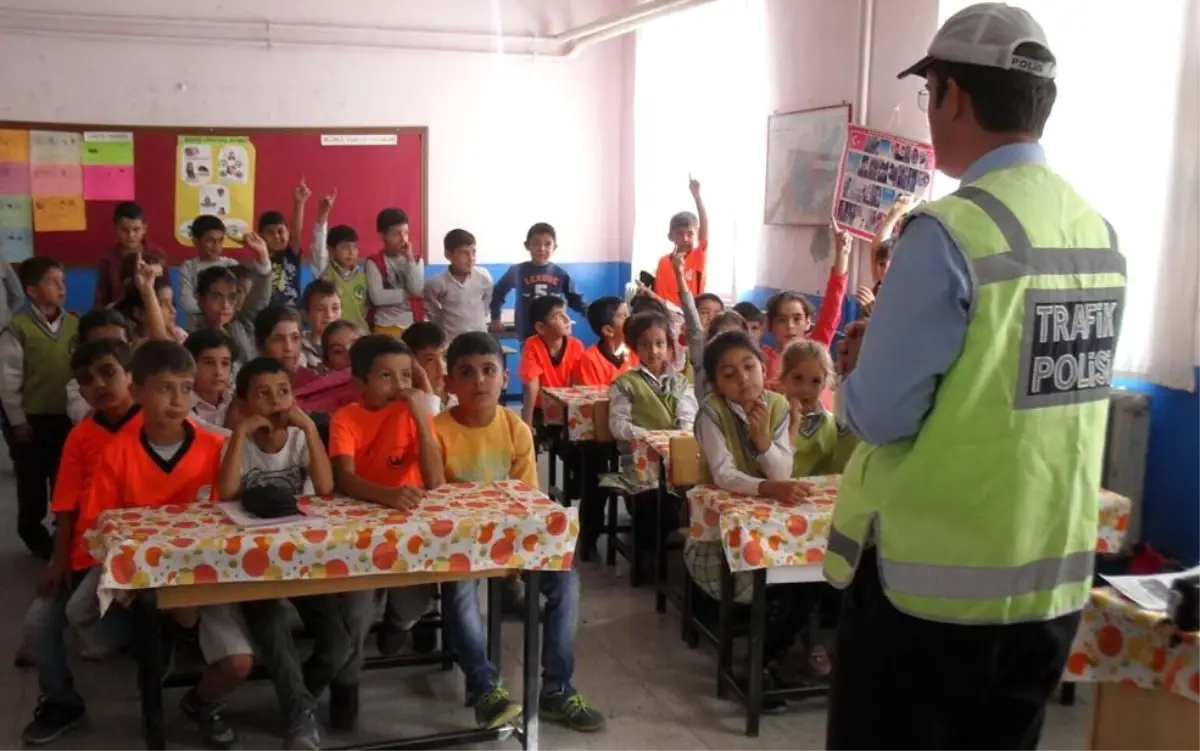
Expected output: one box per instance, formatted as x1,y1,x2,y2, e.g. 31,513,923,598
539,689,606,732
472,686,523,729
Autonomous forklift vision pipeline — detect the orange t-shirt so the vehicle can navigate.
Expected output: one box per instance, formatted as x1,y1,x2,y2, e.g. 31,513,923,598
518,335,584,404
81,419,226,538
573,343,637,387
52,406,143,571
653,245,706,308
329,400,424,488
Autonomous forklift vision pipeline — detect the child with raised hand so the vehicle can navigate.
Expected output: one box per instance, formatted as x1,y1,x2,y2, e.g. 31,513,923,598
573,296,633,387
436,331,606,733
310,190,370,333
179,216,271,329
690,330,821,706
857,194,913,318
300,279,342,369
762,226,853,385
94,201,158,308
184,328,238,432
518,295,584,428
424,228,492,342
217,356,343,750
79,341,254,748
669,249,748,401
490,222,586,341
652,176,708,307
780,339,857,477
21,339,143,745
366,208,424,336
0,257,78,559
114,256,183,346
326,335,442,729
259,181,311,308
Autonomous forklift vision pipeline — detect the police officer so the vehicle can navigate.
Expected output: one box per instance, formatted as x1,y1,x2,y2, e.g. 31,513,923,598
824,4,1126,749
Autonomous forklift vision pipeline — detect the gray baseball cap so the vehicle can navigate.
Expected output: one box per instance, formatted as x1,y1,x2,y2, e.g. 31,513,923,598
898,2,1056,80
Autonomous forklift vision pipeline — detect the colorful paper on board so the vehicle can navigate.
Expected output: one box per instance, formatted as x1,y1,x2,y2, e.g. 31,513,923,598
31,164,83,197
0,131,29,163
29,131,82,165
83,165,135,201
0,163,30,195
0,229,33,262
82,133,134,166
33,196,86,232
0,196,32,229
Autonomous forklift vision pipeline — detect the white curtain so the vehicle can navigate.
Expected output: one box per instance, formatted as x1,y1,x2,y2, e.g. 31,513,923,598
631,0,768,300
936,0,1200,390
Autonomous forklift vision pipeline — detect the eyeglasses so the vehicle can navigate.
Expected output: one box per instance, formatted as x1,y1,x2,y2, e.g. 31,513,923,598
917,89,930,113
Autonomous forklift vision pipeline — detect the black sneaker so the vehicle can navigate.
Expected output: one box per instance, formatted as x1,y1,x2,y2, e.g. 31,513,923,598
22,699,85,745
539,689,606,732
180,689,238,749
329,684,359,731
471,685,523,729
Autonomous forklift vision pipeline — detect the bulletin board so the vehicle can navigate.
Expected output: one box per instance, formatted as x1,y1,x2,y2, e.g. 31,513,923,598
0,123,428,266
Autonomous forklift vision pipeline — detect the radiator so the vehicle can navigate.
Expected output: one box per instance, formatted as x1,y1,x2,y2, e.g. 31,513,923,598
1103,389,1152,550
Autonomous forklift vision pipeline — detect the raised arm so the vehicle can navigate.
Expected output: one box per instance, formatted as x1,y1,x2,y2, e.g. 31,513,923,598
291,180,311,257
690,175,708,250
309,189,336,276
133,258,169,342
871,195,913,257
810,227,852,347
241,232,274,315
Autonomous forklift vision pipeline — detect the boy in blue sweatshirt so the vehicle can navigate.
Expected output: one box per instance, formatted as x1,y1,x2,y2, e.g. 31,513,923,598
489,222,586,341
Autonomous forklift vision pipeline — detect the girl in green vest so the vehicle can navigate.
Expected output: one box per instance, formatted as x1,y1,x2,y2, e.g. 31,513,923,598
778,340,857,477
689,331,831,697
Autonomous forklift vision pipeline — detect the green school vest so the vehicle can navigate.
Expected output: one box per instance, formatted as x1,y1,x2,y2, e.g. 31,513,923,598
322,264,369,331
696,391,789,483
613,369,688,431
10,311,78,415
823,162,1126,624
791,411,857,477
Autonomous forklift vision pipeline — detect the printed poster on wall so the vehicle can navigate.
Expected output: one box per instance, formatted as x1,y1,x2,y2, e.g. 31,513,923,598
833,126,936,241
174,135,256,247
82,131,136,201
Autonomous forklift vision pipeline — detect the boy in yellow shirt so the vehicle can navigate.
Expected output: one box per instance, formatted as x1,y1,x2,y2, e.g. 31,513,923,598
433,332,604,733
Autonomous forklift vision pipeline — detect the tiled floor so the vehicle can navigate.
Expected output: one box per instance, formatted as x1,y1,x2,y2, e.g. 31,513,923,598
0,451,1093,749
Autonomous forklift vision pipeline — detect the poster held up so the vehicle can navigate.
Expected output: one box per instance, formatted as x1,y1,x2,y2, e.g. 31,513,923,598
833,125,935,241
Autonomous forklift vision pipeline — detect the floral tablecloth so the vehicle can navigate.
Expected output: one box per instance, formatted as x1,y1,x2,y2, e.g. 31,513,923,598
690,480,1134,573
86,482,579,594
628,429,692,487
542,385,610,441
1064,588,1199,703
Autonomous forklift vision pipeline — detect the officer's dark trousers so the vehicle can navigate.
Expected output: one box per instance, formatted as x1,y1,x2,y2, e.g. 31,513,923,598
826,548,1082,750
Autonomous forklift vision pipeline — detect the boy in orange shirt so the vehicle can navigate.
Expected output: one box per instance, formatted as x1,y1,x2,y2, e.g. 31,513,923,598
22,339,141,745
518,295,584,428
58,341,252,750
572,297,634,387
652,176,708,307
328,334,444,729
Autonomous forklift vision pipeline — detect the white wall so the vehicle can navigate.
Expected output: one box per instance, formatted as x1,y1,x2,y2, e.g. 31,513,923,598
757,0,937,295
0,0,634,267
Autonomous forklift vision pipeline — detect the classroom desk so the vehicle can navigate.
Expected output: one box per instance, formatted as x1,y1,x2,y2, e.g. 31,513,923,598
541,386,613,509
86,482,578,751
686,480,1135,737
1063,588,1199,750
634,431,698,614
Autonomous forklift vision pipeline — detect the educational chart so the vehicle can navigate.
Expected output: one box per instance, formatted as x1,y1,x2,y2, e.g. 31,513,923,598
764,105,851,226
82,131,136,201
0,130,32,261
834,126,935,241
28,130,86,235
174,135,256,246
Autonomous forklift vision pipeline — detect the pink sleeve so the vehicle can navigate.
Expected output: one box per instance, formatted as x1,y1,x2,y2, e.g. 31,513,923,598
809,271,848,347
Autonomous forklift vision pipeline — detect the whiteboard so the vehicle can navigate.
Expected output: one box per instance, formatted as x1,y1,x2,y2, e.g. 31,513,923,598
763,104,851,226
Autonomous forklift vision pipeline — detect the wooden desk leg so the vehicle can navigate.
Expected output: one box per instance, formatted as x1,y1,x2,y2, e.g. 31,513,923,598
486,577,503,671
717,563,734,700
133,591,166,750
746,570,767,738
521,571,542,751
